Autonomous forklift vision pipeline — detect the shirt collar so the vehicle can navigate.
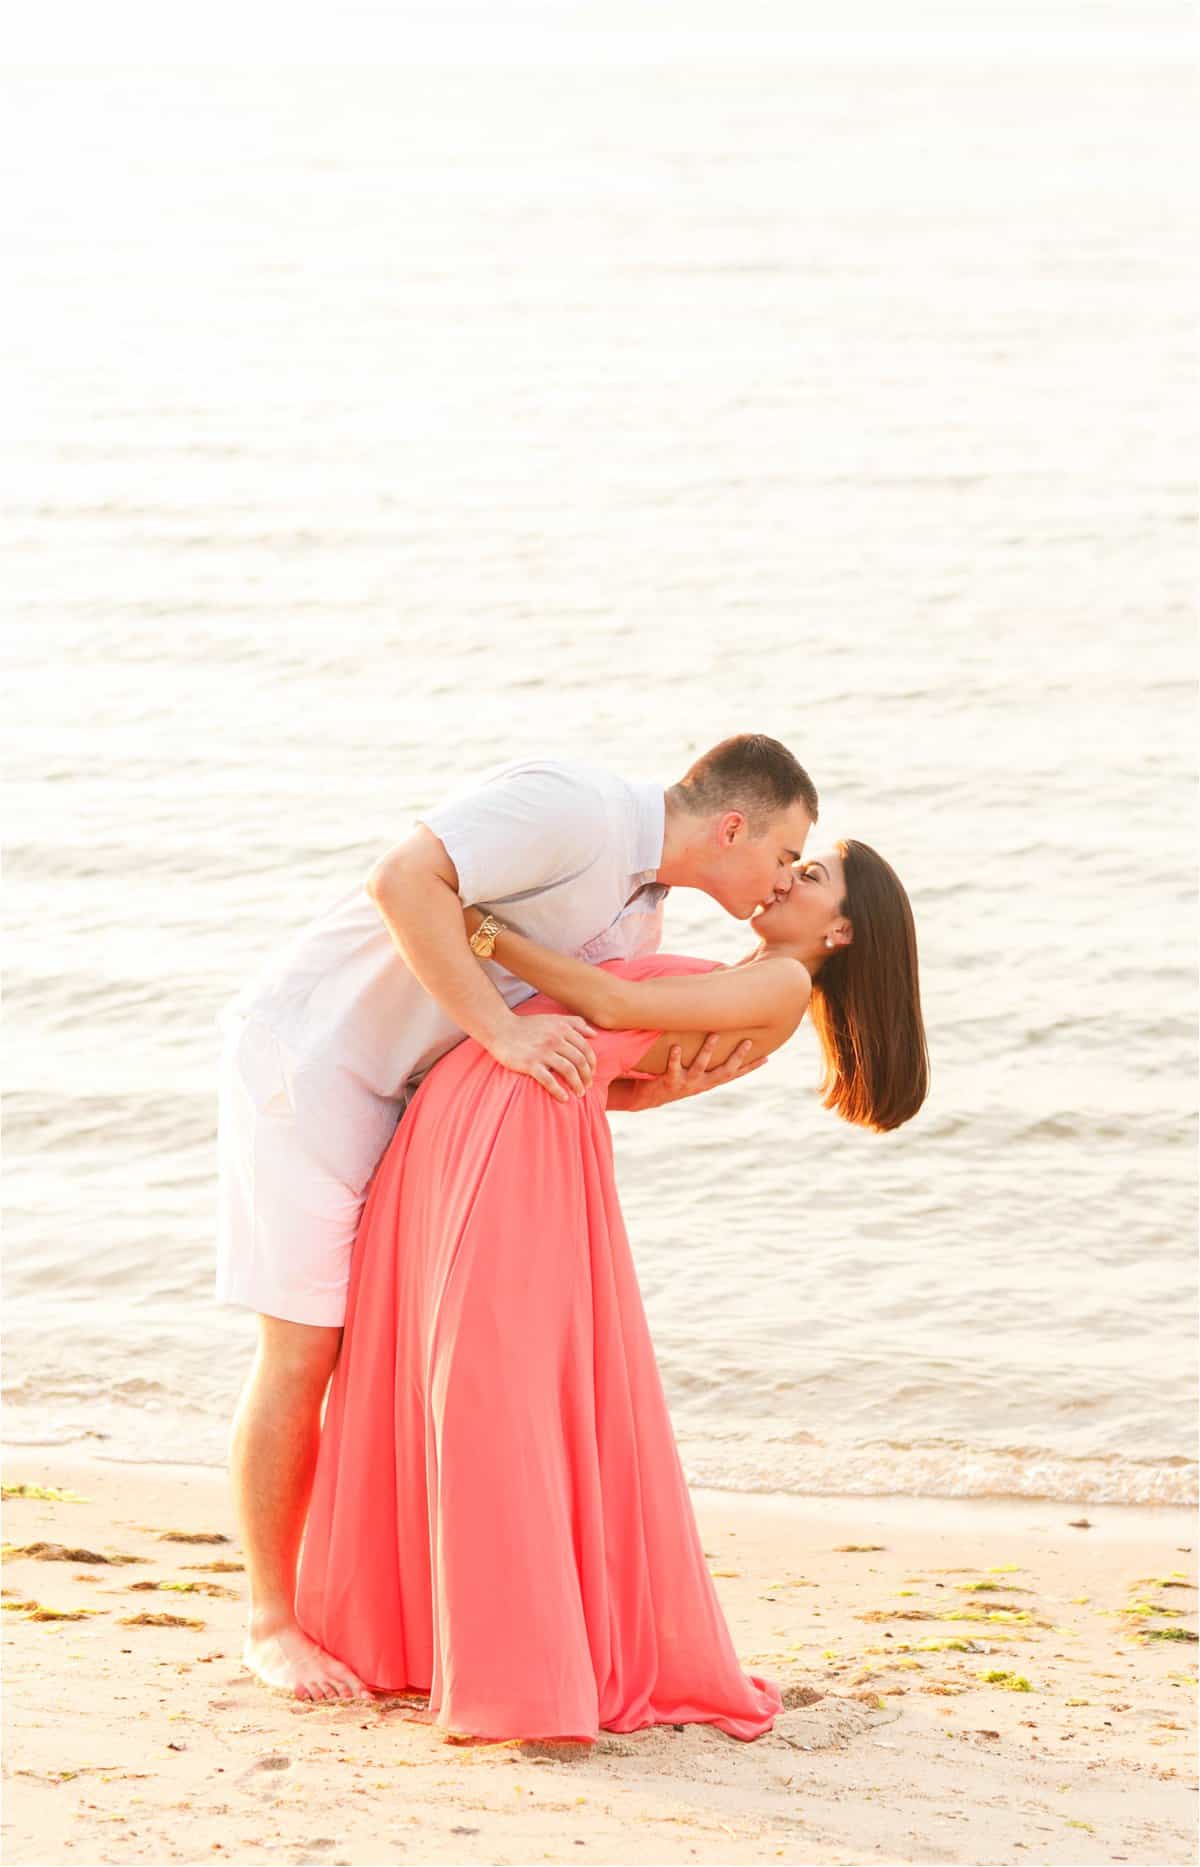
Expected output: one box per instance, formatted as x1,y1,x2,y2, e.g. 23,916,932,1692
629,780,666,886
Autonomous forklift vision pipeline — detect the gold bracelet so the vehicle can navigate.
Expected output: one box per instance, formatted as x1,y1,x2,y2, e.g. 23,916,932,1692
468,913,505,961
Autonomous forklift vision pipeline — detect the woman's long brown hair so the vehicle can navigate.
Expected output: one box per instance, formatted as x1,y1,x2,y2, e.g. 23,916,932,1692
808,839,929,1132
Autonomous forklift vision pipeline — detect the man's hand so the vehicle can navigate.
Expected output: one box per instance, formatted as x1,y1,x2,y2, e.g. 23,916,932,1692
490,1014,597,1103
607,1034,765,1112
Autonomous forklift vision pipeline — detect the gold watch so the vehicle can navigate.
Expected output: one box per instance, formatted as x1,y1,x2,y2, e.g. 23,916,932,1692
468,913,506,961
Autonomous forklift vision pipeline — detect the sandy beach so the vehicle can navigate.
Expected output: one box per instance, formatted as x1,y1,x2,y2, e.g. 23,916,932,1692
2,1451,1195,1866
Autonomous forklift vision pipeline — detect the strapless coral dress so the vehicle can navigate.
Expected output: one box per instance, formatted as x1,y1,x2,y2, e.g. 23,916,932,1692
295,953,781,1743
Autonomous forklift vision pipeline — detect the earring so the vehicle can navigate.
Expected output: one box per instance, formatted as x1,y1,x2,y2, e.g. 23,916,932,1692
824,935,833,950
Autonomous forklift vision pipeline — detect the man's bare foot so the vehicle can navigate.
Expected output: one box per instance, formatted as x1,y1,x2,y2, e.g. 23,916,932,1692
243,1618,372,1701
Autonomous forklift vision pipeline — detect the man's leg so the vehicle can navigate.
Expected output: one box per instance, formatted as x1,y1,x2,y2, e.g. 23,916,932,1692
231,1315,371,1700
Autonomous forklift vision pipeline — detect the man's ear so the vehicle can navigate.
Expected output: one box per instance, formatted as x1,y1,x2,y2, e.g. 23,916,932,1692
717,809,747,847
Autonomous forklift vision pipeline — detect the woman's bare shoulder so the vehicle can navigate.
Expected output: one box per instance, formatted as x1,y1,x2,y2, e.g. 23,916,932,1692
751,954,812,1008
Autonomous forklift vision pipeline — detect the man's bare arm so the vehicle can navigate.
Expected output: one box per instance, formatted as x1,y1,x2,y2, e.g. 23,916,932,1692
365,827,595,1101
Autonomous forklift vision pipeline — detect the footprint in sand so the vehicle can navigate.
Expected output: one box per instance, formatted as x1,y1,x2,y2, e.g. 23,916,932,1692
779,1683,825,1709
239,1753,292,1784
774,1696,883,1752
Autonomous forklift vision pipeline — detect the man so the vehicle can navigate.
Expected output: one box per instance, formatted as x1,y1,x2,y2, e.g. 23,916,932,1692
217,732,818,1699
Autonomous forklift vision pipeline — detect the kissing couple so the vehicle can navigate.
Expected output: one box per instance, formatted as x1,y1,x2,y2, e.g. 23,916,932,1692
216,733,928,1746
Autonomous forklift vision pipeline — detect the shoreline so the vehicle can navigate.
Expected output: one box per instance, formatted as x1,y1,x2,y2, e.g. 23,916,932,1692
3,1448,1196,1864
5,1444,1193,1539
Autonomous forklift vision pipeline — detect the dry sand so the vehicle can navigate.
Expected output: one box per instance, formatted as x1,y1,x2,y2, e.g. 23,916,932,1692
2,1451,1196,1866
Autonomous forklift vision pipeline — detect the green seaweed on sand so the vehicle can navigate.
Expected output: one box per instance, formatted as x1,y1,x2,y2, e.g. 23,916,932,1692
1119,1599,1184,1620
834,1544,885,1553
940,1607,1044,1625
978,1669,1032,1691
128,1579,237,1599
119,1612,206,1629
156,1531,230,1545
6,1600,105,1622
954,1580,1032,1594
856,1609,936,1622
2,1484,89,1504
2,1542,146,1566
184,1560,244,1574
1145,1627,1198,1643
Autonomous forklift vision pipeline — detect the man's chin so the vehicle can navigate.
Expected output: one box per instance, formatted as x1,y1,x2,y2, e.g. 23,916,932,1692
716,893,763,921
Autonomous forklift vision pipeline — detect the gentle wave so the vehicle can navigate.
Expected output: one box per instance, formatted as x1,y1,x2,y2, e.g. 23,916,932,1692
3,1400,1194,1509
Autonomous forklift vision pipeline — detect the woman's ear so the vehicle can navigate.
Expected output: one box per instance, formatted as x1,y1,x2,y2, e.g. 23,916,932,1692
833,920,853,949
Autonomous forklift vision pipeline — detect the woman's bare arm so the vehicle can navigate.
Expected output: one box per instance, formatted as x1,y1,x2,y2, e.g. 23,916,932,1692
464,908,811,1035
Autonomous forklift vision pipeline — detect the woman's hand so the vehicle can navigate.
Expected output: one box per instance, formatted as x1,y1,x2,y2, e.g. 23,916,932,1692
607,1035,765,1112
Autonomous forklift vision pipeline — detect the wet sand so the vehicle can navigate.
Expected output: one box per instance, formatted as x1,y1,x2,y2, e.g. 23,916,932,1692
2,1451,1196,1865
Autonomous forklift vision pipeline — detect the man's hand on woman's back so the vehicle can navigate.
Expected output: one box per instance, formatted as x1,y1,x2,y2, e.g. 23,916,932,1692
490,1014,597,1103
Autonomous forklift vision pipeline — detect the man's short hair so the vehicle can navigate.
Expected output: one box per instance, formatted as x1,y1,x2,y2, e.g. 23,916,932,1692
669,734,818,829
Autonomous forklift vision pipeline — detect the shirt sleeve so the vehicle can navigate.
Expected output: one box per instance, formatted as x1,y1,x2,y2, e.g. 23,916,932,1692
417,762,608,908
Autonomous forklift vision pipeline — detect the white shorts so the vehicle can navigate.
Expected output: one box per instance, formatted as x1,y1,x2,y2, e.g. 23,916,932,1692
214,1015,396,1328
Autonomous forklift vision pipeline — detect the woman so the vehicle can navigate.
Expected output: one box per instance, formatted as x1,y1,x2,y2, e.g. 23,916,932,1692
295,840,927,1743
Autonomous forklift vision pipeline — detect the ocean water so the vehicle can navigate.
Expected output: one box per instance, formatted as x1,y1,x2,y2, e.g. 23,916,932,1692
4,16,1196,1505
